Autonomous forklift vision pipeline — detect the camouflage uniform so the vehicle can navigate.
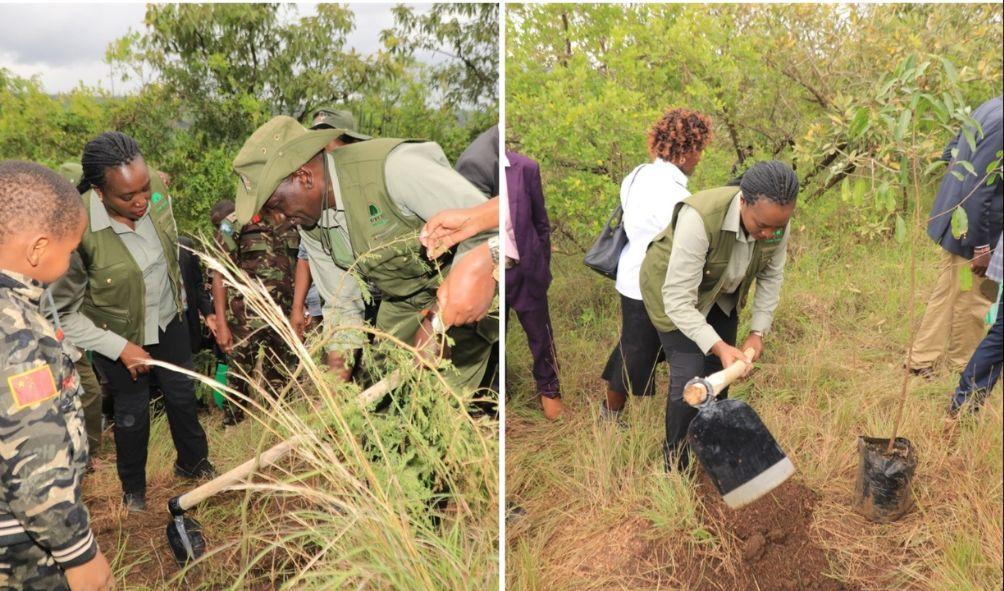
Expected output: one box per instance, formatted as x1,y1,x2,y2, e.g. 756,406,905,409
0,271,98,590
217,214,300,396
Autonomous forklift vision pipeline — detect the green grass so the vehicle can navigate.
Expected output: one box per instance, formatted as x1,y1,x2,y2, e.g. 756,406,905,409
505,195,1003,590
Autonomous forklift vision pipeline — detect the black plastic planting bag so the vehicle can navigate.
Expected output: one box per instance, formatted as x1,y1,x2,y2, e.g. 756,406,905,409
853,436,917,523
688,398,795,508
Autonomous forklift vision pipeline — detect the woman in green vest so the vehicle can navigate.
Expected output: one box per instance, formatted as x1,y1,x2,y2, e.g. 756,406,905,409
639,160,798,470
52,132,213,512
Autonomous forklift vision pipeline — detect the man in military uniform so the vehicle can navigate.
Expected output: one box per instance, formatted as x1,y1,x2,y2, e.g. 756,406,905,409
0,160,113,590
211,200,301,423
231,116,499,391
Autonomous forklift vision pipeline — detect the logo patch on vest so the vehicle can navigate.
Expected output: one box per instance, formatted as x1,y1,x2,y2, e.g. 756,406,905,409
368,204,388,227
7,364,58,410
152,192,168,212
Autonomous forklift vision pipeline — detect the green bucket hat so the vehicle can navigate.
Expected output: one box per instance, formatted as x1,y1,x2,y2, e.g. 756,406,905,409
56,162,83,186
232,116,345,224
310,106,371,141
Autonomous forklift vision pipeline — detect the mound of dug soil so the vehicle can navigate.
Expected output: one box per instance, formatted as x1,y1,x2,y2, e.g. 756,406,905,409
677,473,860,591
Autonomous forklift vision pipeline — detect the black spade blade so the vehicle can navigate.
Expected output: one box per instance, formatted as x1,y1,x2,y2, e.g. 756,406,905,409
688,398,795,508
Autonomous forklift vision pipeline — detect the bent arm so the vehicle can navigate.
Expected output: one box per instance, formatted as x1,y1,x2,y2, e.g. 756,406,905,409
49,251,127,360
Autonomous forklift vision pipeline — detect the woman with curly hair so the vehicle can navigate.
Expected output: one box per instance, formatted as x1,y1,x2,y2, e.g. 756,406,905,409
600,108,713,422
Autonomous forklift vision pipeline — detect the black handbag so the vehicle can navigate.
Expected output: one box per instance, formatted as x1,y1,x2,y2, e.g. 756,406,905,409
583,165,645,279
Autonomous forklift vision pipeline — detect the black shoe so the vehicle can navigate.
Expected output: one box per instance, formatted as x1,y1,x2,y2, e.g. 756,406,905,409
175,459,217,480
506,504,528,524
598,401,627,430
908,366,936,381
122,491,146,513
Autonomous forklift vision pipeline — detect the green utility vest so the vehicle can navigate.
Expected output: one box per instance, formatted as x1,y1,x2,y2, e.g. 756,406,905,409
639,186,786,333
78,168,184,345
304,138,438,300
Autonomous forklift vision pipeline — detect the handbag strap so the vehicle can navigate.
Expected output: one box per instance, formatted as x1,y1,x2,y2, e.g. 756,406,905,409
611,163,648,227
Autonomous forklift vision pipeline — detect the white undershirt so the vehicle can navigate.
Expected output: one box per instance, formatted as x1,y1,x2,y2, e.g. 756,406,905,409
614,159,690,300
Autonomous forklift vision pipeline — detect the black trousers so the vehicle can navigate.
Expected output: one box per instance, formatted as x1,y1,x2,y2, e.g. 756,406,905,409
602,295,664,397
93,315,209,494
658,304,738,466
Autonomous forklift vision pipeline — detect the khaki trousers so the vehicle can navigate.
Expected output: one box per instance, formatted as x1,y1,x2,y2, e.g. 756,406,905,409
910,249,994,371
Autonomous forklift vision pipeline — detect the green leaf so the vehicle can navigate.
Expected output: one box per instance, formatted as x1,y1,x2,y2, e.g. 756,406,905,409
900,155,910,187
950,206,968,240
840,177,850,202
895,109,912,140
849,107,869,139
880,183,896,212
879,77,896,98
852,177,867,205
902,54,917,79
943,93,955,115
895,215,906,243
962,126,977,152
957,160,976,177
924,160,947,176
940,56,958,84
959,265,973,292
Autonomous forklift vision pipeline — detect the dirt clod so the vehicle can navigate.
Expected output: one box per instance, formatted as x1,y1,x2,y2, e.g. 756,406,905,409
743,533,766,562
768,528,786,543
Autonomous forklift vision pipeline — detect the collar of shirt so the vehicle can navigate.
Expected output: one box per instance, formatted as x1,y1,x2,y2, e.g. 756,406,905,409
89,191,152,234
0,269,45,305
651,158,689,189
721,190,754,243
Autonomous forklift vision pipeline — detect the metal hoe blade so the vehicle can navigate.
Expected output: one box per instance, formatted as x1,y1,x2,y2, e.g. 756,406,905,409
167,515,206,566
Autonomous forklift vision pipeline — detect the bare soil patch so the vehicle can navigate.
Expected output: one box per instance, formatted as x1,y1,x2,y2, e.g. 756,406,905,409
673,473,860,591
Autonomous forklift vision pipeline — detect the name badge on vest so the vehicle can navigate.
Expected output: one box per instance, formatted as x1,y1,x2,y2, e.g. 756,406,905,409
368,203,388,227
765,228,784,244
152,191,169,213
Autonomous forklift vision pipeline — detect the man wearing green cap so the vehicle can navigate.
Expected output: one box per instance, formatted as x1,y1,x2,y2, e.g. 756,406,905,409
232,116,498,390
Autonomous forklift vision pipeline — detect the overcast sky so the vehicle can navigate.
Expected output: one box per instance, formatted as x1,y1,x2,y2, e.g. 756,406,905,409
0,3,429,95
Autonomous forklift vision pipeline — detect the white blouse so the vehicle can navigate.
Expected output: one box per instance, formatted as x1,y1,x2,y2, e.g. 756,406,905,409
615,159,690,300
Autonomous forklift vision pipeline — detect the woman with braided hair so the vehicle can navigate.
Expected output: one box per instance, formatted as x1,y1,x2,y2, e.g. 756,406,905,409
639,160,799,471
600,108,714,423
51,131,213,513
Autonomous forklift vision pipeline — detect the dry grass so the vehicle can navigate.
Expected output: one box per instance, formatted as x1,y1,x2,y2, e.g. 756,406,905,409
505,200,1003,590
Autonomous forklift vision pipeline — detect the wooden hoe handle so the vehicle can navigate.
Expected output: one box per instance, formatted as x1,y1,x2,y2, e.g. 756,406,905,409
683,348,756,407
174,371,401,513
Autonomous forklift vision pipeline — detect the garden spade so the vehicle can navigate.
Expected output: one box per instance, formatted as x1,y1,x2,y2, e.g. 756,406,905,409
166,372,400,565
684,349,795,509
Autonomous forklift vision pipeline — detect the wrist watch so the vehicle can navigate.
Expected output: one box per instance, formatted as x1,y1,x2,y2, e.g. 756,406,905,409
487,235,500,282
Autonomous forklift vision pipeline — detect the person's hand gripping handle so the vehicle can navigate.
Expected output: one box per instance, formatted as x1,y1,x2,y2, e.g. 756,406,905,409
683,347,756,406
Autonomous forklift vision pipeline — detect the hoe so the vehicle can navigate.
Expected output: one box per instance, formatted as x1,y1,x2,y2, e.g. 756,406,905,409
683,349,795,509
166,372,400,565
